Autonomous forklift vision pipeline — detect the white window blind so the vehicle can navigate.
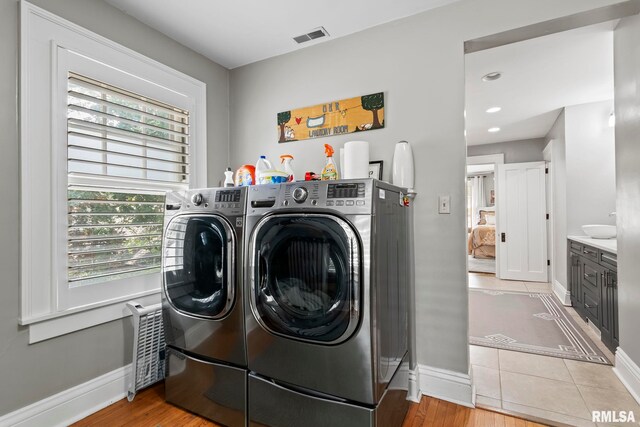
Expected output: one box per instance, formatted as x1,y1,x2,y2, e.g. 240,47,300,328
66,73,190,287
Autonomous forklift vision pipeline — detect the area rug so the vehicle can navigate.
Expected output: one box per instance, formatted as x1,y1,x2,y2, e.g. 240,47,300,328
469,289,610,364
468,255,496,274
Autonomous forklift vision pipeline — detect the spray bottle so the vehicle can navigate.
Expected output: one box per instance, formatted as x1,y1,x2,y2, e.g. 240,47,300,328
321,144,339,181
280,154,296,182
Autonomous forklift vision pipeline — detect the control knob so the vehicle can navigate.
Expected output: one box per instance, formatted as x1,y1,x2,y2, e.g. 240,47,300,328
292,187,309,203
191,193,204,206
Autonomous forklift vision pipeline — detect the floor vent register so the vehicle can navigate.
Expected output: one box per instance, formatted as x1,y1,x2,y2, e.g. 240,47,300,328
126,301,166,401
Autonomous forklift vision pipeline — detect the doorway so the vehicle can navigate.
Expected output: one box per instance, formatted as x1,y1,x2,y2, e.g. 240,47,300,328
464,18,628,425
467,156,501,276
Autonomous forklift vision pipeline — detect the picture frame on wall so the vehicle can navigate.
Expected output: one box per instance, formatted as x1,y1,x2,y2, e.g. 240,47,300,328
368,161,383,180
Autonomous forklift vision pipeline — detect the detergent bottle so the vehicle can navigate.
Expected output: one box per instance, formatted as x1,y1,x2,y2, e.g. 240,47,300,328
280,154,296,182
321,144,339,181
255,155,272,185
223,167,234,187
235,165,255,186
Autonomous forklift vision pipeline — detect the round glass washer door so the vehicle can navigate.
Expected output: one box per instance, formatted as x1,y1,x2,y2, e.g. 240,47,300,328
163,214,235,319
250,214,361,344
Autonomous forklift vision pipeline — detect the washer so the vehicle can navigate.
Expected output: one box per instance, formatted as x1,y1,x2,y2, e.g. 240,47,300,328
162,187,247,427
244,179,410,427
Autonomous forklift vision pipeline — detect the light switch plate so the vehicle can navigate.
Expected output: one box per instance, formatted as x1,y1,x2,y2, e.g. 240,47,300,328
439,195,451,214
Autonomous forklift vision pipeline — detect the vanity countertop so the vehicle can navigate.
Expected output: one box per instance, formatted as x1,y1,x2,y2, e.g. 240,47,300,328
568,235,617,254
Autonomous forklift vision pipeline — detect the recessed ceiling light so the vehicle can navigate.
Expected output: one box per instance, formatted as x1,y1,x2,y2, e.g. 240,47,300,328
482,72,502,82
488,127,501,133
486,107,501,113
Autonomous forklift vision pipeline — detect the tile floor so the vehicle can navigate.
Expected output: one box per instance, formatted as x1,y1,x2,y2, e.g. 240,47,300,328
469,272,553,293
469,273,639,426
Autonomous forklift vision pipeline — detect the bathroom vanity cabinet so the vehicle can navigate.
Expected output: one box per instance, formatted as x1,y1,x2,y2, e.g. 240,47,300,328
568,238,618,353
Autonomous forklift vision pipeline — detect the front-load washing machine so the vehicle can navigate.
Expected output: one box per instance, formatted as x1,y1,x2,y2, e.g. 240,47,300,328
244,179,410,427
162,187,247,427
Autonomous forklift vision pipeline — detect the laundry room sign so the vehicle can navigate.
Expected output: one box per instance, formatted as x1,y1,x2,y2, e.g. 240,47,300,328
277,92,385,143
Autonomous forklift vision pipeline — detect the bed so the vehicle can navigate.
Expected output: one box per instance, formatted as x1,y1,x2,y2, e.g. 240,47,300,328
468,209,496,259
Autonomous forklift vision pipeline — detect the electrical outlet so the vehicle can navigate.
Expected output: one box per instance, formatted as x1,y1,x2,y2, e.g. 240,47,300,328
439,195,450,214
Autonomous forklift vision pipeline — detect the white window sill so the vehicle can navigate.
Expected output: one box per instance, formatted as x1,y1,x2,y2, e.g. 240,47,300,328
26,291,161,344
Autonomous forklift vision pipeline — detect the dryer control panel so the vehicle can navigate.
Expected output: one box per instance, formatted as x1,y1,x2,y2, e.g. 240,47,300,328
277,179,374,214
245,179,406,217
165,187,246,218
327,182,365,199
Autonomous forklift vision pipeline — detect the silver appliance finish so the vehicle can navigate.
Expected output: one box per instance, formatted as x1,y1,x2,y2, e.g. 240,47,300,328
162,187,247,426
162,187,247,365
248,365,408,427
166,348,246,427
245,179,410,411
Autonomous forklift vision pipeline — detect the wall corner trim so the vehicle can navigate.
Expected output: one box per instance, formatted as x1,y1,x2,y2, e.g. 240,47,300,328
553,280,571,306
0,364,131,427
613,348,640,405
407,366,421,403
418,364,475,408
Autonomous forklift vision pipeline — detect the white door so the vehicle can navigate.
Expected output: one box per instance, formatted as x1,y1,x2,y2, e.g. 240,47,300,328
497,161,548,282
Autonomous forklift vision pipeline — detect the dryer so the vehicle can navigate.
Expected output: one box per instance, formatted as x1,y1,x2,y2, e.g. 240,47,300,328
244,179,410,427
162,187,247,427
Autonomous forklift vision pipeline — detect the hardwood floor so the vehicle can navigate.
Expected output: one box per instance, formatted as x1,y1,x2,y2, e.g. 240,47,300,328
73,382,546,427
401,397,546,427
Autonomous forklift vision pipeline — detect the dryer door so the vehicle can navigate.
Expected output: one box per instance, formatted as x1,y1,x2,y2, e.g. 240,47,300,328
163,214,235,319
250,214,361,344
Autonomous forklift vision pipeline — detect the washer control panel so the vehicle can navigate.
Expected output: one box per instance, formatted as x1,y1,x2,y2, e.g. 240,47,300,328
292,186,309,203
165,187,246,218
327,182,365,199
212,189,243,210
275,180,372,213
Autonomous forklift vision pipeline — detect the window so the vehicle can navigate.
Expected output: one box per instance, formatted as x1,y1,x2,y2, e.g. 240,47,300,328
66,74,188,288
21,3,206,342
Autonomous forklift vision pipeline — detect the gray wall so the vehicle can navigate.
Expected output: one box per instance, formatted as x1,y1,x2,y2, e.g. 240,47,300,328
229,0,624,375
546,100,617,291
546,111,568,288
614,13,640,371
0,0,229,416
565,100,617,235
467,138,546,163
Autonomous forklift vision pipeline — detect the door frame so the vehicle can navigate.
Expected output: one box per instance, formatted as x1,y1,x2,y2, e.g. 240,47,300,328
467,154,504,277
543,141,554,285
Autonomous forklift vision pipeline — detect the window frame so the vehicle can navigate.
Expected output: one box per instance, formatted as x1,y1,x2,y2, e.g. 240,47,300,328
20,1,207,342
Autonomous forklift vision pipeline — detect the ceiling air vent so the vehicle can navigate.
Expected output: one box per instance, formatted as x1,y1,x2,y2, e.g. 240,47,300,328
293,27,330,44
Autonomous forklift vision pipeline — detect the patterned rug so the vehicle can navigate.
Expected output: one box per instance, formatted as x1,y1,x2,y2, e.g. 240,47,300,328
469,289,610,364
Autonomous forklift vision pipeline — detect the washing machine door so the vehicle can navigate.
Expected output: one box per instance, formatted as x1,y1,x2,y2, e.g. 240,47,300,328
250,214,361,344
163,214,235,319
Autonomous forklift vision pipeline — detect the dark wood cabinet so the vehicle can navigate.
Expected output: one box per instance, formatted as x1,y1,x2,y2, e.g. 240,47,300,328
567,239,618,353
600,269,619,351
568,251,582,307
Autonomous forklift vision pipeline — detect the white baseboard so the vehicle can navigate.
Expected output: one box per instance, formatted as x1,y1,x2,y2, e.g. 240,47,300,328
613,348,640,405
418,364,475,408
0,364,131,427
407,366,421,403
553,280,571,306
586,318,602,339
